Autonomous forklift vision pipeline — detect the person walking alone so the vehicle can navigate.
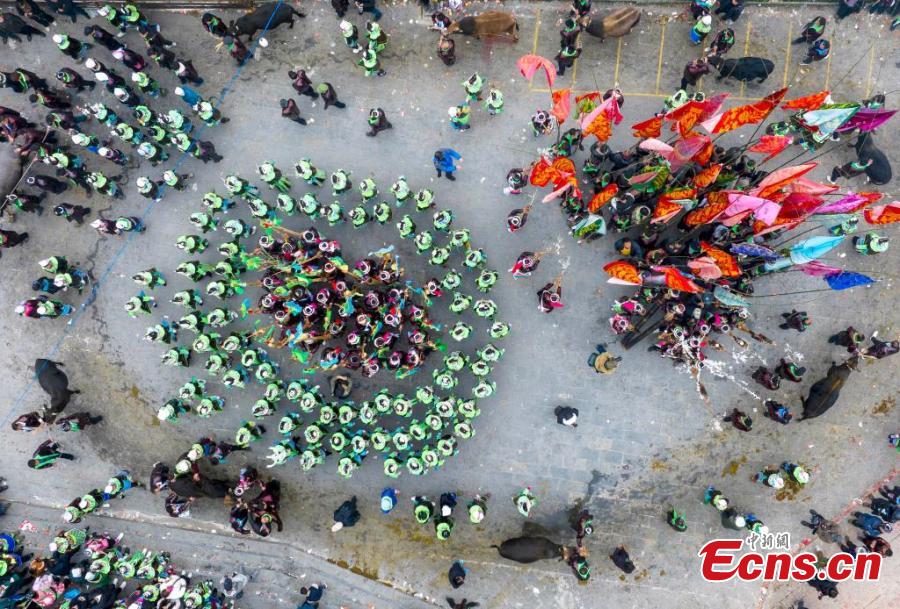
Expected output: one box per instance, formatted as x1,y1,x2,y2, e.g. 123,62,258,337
433,148,462,180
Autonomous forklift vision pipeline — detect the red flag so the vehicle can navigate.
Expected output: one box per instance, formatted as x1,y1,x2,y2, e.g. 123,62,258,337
551,89,572,124
761,87,790,109
600,95,624,125
631,116,663,139
699,93,730,121
864,202,900,225
516,54,557,88
551,156,575,178
653,266,704,293
751,163,817,199
748,135,792,161
782,90,830,111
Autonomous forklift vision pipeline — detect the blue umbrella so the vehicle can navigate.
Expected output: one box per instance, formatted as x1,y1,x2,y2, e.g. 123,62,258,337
714,286,750,308
730,243,779,261
789,235,844,265
825,272,876,291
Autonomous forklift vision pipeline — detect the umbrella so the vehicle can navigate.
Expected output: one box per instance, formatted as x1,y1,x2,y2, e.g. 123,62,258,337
789,235,844,265
797,261,843,277
516,54,557,88
730,243,779,260
572,214,606,239
824,271,875,290
714,286,750,308
604,260,642,285
835,108,897,133
814,192,882,215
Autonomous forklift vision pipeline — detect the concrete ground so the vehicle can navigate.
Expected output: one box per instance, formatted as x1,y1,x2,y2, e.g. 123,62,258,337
1,2,898,609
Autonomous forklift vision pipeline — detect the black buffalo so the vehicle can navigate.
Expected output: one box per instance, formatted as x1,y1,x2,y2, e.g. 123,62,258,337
854,133,892,186
230,2,305,40
801,358,856,421
709,56,775,83
492,536,564,563
34,358,79,419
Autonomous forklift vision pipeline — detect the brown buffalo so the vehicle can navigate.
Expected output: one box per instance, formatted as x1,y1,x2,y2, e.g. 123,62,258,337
447,11,518,41
582,7,641,41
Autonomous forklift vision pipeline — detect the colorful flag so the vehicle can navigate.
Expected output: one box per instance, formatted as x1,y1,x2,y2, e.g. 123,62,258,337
666,100,706,133
653,266,704,293
528,157,555,186
799,104,860,140
835,108,897,133
683,191,730,227
748,135,793,161
516,54,556,87
864,201,900,225
603,260,642,285
582,105,612,141
814,191,882,215
588,183,618,213
551,88,572,123
631,116,663,138
782,90,830,111
700,241,740,277
750,163,817,199
693,163,722,188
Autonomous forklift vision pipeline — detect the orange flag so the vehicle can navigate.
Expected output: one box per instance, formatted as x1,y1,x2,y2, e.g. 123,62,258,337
528,158,556,186
551,89,572,124
684,191,730,227
604,260,642,285
583,111,612,141
588,183,618,213
551,156,575,177
693,163,722,188
700,241,740,277
707,88,788,134
782,90,830,111
666,100,706,133
631,116,663,139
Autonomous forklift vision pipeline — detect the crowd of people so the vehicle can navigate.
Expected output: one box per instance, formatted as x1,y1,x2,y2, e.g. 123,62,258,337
3,1,898,607
2,1,224,318
0,524,257,608
141,155,507,482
